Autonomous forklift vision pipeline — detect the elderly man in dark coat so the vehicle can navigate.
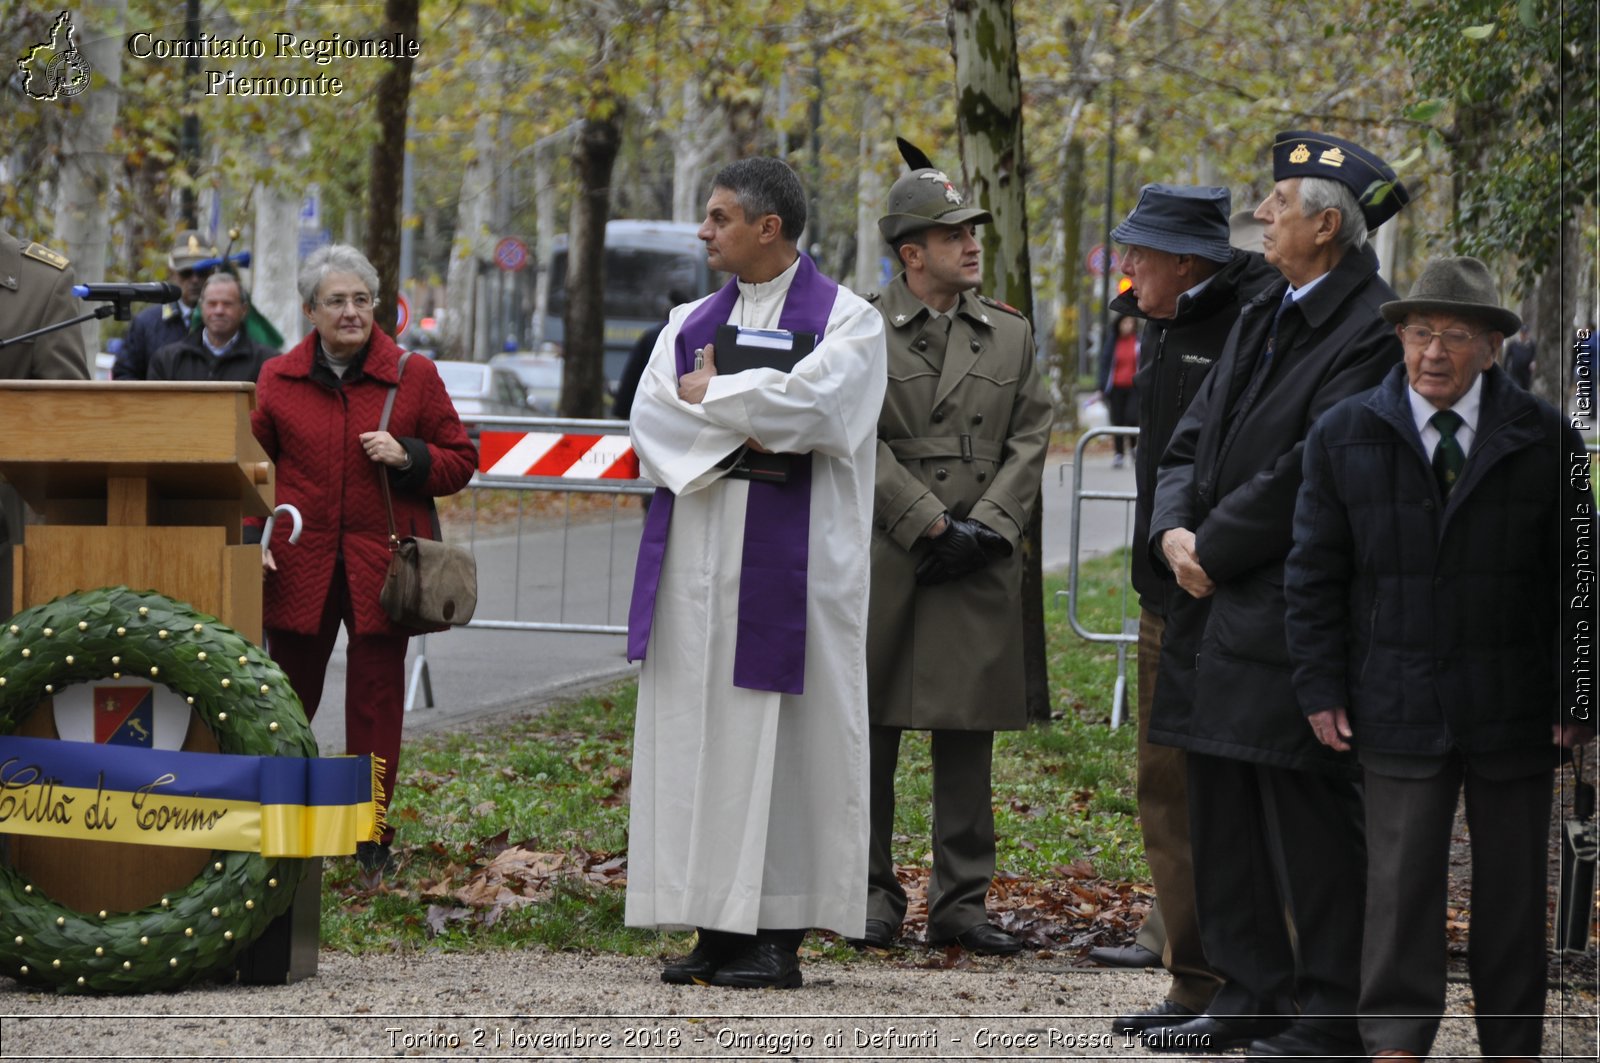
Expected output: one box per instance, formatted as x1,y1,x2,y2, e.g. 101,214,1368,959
1285,257,1594,1061
1099,185,1277,1028
1143,132,1410,1057
859,141,1051,955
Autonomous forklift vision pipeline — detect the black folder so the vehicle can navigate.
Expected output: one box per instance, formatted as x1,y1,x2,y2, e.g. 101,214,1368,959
713,324,817,375
710,326,816,483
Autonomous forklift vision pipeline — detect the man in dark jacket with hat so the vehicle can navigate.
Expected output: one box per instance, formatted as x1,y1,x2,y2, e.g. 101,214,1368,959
1143,132,1410,1056
1097,185,1277,1030
113,229,216,380
1285,257,1593,1061
857,141,1051,956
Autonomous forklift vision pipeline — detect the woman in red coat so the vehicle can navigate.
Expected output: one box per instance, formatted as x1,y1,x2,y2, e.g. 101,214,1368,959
253,244,476,874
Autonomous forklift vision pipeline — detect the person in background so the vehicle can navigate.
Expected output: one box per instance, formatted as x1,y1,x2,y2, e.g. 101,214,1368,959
148,272,278,382
114,229,215,380
1097,314,1140,466
1501,323,1535,390
252,244,476,880
614,288,692,422
1285,256,1594,1061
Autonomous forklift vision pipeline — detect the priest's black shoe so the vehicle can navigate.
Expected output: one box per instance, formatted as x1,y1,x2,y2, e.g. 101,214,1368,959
708,941,803,989
661,930,743,986
1142,1015,1289,1053
847,918,897,949
1088,942,1162,968
1246,1021,1363,1060
1112,1000,1197,1035
945,923,1024,956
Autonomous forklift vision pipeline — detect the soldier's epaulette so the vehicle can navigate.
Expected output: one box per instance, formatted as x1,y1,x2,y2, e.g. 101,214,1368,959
978,294,1023,318
22,242,69,270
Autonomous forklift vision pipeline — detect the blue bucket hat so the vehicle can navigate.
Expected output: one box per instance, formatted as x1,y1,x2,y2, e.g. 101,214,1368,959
1111,184,1233,263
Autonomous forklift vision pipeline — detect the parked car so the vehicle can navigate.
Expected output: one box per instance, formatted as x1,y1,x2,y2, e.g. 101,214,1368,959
434,361,532,428
488,351,563,414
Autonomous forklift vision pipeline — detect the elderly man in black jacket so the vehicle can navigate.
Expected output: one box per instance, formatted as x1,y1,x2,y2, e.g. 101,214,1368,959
1143,132,1410,1058
1285,257,1593,1061
147,272,277,382
1095,185,1276,1032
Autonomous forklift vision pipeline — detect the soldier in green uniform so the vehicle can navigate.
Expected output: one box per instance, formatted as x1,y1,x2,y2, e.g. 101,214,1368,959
859,143,1052,954
0,227,89,617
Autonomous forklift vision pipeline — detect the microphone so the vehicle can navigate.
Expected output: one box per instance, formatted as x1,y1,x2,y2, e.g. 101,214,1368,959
72,282,183,303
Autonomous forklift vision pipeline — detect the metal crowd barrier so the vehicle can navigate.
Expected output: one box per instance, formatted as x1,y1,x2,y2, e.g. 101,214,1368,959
1056,425,1140,729
406,414,651,711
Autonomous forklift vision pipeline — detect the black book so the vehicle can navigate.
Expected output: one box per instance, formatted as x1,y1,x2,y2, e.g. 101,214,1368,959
709,326,816,483
713,324,816,375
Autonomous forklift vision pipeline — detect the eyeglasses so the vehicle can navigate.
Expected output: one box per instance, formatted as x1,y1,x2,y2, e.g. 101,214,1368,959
318,294,377,312
1399,325,1480,353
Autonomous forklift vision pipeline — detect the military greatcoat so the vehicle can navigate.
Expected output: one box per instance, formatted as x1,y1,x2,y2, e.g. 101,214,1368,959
866,273,1051,731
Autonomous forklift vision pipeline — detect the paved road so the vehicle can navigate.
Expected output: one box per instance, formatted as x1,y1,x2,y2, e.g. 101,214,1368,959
306,444,1139,753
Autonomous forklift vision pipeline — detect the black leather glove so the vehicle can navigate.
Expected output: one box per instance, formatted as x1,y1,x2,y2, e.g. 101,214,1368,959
967,518,1013,561
914,517,989,586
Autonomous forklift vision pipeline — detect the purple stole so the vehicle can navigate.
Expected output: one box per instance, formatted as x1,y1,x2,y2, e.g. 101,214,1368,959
626,254,839,695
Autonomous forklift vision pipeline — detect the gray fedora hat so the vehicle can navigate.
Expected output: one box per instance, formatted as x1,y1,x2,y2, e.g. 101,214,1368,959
1111,184,1233,263
1380,256,1520,335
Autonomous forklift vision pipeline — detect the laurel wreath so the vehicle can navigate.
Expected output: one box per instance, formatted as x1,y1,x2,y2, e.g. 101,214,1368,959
0,587,316,993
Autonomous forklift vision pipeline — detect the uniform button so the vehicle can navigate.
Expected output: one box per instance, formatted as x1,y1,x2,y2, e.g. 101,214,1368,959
932,410,945,423
935,468,948,481
916,338,929,351
970,340,981,351
976,471,987,483
972,414,984,426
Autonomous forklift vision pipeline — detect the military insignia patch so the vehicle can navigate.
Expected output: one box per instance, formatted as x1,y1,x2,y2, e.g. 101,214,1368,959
944,185,963,204
1319,146,1346,167
21,243,68,270
1289,144,1311,165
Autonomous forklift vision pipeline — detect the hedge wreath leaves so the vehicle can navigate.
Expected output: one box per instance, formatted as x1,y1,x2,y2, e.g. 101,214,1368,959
0,587,315,993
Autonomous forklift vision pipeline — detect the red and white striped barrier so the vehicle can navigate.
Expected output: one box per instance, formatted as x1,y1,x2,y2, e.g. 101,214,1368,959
477,430,641,481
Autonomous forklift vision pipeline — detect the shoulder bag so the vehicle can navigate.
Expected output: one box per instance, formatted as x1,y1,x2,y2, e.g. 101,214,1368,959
376,352,478,627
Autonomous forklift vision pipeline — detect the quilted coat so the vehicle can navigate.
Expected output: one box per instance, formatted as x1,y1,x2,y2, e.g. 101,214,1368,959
252,327,476,638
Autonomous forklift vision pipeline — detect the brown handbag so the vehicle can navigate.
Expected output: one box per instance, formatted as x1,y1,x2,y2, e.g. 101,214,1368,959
376,353,478,628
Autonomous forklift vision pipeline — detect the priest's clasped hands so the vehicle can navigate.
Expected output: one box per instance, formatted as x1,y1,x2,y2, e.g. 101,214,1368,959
680,344,770,454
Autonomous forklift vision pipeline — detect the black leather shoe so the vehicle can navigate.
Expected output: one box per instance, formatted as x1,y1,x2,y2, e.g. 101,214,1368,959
1112,1000,1198,1035
708,941,803,989
1246,1022,1363,1060
1143,1015,1289,1053
661,931,744,986
1088,942,1162,968
846,918,897,949
944,923,1024,956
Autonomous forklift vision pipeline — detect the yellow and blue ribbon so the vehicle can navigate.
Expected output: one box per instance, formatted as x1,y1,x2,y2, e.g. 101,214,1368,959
0,735,380,856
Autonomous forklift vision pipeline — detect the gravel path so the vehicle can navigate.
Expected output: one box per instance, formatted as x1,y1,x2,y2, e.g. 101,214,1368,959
2,947,1594,1059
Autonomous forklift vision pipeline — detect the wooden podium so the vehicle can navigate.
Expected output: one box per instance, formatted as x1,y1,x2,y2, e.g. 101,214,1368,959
0,381,318,982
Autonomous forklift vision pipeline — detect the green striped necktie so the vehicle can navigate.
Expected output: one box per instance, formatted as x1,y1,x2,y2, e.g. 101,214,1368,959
1430,409,1465,496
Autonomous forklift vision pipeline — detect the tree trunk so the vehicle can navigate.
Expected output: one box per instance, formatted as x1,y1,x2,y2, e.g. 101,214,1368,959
853,94,885,293
363,0,419,338
1532,213,1581,408
1054,134,1086,430
51,0,125,354
949,0,1050,725
561,112,622,418
443,52,499,361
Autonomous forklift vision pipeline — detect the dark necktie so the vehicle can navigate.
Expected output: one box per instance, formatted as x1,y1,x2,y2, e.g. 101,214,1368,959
1259,289,1295,376
1430,409,1465,496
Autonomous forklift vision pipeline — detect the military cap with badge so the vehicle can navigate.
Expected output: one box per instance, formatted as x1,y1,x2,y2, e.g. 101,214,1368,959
1271,130,1409,230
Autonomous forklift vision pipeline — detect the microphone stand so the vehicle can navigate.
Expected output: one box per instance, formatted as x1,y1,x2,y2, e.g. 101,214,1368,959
0,296,135,351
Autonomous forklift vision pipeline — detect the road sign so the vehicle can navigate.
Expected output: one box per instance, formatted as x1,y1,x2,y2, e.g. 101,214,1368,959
394,293,411,336
1086,244,1120,277
494,236,530,273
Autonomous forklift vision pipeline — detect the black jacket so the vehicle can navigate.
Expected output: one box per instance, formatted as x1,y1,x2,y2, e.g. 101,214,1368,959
1285,364,1591,759
1114,250,1277,612
148,329,278,383
1148,243,1402,773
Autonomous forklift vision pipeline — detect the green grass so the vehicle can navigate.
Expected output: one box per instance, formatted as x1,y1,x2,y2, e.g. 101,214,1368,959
319,554,1143,954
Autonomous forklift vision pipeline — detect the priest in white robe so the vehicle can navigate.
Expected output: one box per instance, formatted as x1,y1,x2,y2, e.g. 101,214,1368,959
625,157,887,989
